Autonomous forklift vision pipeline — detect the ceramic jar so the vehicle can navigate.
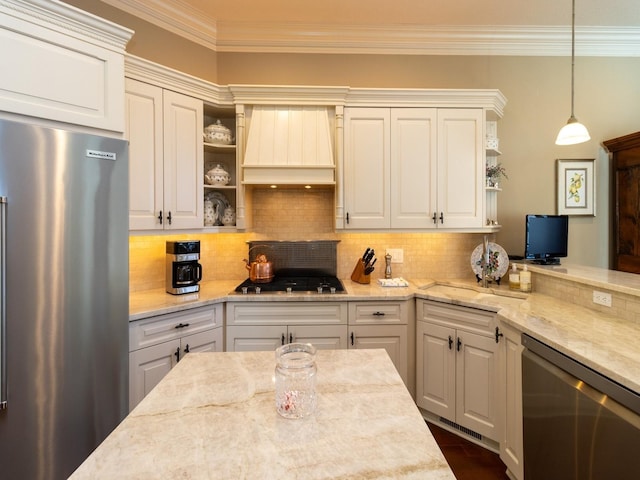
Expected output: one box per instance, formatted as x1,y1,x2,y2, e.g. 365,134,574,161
205,164,231,186
203,120,233,145
221,206,235,226
275,343,317,419
204,199,216,226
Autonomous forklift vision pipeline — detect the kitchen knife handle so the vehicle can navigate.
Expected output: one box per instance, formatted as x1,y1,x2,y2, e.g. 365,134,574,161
0,197,6,411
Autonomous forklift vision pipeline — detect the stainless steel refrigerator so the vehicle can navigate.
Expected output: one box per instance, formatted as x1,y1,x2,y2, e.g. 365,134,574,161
0,119,129,479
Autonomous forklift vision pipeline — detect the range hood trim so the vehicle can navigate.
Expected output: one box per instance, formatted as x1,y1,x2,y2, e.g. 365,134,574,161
242,165,336,185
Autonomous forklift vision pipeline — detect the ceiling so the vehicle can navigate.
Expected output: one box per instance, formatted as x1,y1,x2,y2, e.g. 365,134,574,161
101,0,640,56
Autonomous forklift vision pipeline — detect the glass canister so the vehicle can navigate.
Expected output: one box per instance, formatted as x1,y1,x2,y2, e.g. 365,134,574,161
275,343,317,418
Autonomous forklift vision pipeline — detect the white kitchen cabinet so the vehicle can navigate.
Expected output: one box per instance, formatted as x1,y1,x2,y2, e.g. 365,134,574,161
498,321,524,480
343,107,483,230
347,301,412,391
0,0,132,132
416,299,499,441
128,304,223,410
226,302,349,351
125,78,204,230
436,109,484,228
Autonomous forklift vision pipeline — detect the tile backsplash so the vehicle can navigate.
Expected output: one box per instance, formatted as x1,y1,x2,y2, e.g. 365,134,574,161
130,188,492,292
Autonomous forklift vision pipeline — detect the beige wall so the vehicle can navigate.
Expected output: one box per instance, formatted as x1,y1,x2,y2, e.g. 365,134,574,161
68,2,640,279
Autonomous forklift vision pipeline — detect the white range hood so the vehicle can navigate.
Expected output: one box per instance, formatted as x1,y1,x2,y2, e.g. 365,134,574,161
242,106,336,185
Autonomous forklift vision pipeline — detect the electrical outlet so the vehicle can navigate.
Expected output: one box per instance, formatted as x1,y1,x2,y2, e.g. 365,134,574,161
592,290,612,307
386,248,404,263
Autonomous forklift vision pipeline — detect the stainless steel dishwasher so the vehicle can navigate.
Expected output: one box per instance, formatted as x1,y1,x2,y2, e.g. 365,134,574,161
522,334,640,479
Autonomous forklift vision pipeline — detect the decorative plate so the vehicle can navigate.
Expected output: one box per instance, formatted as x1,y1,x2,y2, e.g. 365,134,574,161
470,242,509,281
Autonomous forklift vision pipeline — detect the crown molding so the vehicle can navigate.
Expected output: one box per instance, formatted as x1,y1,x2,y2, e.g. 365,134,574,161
1,0,133,51
103,0,640,56
217,23,640,57
125,54,233,105
101,0,217,50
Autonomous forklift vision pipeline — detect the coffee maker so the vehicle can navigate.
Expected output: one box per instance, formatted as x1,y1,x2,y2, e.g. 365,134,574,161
166,241,202,295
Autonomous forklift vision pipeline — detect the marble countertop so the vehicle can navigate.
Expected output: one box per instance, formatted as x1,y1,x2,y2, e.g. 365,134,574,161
130,279,417,321
69,349,455,479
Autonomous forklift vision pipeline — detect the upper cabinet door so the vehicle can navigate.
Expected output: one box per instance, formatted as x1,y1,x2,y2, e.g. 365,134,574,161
343,108,391,229
391,109,438,229
125,79,164,231
437,109,484,229
162,90,204,230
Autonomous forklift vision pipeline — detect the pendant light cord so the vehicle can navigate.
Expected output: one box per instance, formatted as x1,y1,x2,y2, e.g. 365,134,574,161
570,0,576,119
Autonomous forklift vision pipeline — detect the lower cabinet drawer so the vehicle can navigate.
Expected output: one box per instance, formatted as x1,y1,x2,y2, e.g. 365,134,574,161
129,304,223,351
348,301,407,325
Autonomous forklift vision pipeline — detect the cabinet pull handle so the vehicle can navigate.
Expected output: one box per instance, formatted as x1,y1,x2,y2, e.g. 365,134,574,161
289,332,293,344
448,335,453,350
0,197,7,411
372,311,385,316
495,327,504,343
346,212,350,224
432,212,437,224
184,344,190,354
439,212,444,224
350,331,355,346
174,346,180,362
167,211,172,225
174,323,190,329
456,337,462,352
281,333,285,346
158,210,163,225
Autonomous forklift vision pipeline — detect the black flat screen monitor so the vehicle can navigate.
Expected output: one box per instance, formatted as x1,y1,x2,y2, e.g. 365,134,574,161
524,214,569,265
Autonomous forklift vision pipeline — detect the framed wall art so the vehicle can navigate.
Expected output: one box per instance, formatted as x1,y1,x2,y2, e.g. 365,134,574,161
556,159,595,216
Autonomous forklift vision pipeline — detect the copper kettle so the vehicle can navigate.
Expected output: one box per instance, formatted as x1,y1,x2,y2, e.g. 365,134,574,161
243,253,274,283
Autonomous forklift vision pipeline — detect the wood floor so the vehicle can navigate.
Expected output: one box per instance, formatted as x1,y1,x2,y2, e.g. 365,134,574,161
428,422,510,480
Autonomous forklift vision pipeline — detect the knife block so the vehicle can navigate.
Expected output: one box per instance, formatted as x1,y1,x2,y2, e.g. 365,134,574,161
350,259,370,284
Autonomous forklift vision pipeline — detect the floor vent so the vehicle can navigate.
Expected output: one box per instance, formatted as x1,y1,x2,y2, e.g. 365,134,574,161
439,417,482,441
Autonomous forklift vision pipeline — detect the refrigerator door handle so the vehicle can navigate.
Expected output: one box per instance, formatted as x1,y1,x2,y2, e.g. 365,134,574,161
1,196,7,410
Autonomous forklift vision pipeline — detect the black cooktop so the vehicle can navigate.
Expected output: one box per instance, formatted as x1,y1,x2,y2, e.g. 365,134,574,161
234,275,345,294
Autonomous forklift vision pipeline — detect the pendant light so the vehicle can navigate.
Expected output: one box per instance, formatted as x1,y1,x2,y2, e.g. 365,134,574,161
556,0,590,145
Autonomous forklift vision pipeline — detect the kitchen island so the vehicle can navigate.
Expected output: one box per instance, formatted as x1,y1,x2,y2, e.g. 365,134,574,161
70,349,455,479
